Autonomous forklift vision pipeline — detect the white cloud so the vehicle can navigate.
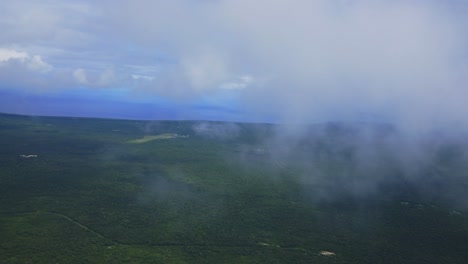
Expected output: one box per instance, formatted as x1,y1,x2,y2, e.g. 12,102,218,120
181,51,229,92
0,49,28,62
0,48,52,73
73,68,88,84
73,68,117,87
220,75,253,90
27,55,53,73
131,74,155,81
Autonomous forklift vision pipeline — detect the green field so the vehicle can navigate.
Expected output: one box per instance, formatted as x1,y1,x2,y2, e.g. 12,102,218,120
1,113,468,263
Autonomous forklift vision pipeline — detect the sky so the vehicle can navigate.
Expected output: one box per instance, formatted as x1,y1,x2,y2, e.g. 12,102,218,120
1,0,468,129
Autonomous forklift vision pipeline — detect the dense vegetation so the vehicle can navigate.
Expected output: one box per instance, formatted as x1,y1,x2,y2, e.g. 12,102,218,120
1,113,468,263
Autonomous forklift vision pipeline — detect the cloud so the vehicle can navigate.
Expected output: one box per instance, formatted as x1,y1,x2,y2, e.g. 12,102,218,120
1,0,468,131
0,48,56,91
72,67,117,87
0,1,96,47
0,49,29,62
27,55,53,73
96,68,116,86
192,122,241,140
96,0,468,130
213,0,468,129
131,74,155,81
73,68,88,84
179,51,229,92
0,48,52,73
220,75,253,90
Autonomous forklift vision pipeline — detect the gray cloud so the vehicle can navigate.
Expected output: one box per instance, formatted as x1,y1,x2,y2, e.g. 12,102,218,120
193,122,241,140
1,0,468,131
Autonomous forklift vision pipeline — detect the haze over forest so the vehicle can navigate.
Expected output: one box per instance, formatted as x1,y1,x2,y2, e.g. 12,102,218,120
2,1,468,263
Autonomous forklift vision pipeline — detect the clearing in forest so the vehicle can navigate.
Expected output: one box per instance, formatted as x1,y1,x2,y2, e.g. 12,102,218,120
128,133,179,144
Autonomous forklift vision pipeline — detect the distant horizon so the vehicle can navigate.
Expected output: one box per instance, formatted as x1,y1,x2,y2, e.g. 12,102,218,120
0,89,387,125
0,88,272,123
0,109,397,129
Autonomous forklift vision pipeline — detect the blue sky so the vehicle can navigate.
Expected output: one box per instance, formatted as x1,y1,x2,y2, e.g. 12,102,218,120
1,0,468,128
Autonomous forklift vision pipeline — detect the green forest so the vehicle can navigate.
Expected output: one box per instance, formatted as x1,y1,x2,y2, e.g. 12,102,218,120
1,113,468,263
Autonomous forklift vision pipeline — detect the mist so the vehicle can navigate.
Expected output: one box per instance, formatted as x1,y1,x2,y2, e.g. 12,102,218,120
99,0,468,133
189,120,468,211
3,0,468,207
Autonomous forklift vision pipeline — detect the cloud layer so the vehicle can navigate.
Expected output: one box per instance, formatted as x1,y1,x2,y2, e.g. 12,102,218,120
1,0,468,129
